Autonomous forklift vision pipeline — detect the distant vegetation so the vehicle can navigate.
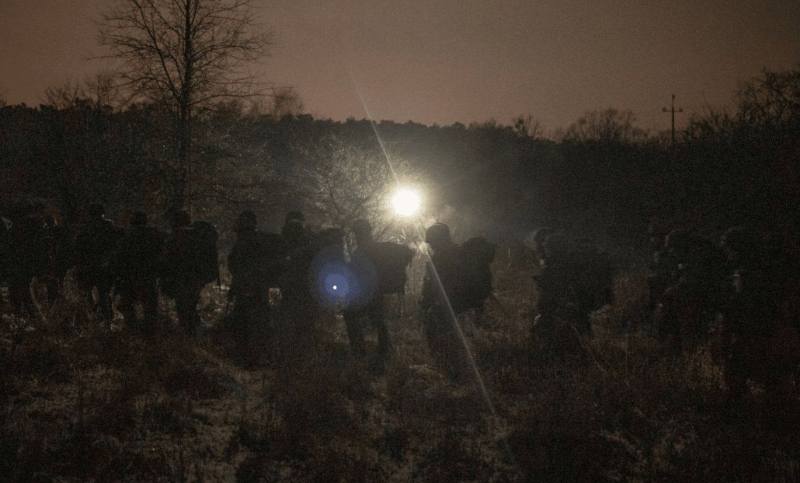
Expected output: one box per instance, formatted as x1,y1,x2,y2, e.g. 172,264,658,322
1,64,798,481
2,66,799,244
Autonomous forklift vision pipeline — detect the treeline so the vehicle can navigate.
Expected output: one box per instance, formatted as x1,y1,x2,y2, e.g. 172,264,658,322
1,66,798,245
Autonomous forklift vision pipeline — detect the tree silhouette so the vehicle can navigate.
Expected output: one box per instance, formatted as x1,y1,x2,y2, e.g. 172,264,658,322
560,108,646,144
248,86,305,119
99,0,273,208
43,73,122,112
286,132,418,238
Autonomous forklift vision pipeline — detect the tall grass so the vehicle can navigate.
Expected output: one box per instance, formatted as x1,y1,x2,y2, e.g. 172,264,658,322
0,256,797,482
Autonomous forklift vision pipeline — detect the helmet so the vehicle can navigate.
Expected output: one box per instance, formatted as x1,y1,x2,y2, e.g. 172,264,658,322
425,223,451,246
527,226,555,255
169,209,191,229
236,210,257,232
283,219,308,247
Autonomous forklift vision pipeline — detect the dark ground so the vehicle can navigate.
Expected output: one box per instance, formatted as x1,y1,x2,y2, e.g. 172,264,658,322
1,249,798,482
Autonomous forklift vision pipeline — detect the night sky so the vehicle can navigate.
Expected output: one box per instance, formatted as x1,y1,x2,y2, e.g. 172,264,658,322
1,0,798,133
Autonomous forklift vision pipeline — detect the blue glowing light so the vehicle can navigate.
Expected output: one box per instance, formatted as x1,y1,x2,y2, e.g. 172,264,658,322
324,271,349,298
309,245,378,309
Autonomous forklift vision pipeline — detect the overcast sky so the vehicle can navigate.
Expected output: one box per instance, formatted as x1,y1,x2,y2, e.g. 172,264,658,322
1,0,798,133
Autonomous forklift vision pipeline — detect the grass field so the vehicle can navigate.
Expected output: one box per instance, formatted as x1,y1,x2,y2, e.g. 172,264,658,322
1,250,798,482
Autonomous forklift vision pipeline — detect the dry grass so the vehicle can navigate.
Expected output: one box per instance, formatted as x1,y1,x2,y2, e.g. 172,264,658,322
1,257,798,482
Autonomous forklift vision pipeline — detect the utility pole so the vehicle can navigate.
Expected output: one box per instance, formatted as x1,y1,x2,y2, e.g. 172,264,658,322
662,94,684,146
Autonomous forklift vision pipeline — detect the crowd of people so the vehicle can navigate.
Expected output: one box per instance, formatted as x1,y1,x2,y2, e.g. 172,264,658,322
643,222,800,404
0,202,495,377
1,200,799,398
526,221,800,406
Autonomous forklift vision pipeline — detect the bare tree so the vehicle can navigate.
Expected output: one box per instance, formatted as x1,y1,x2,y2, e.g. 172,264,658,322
560,108,647,144
268,86,304,118
44,79,83,110
289,134,418,238
44,78,85,109
685,66,800,142
736,66,800,128
99,0,273,208
84,71,124,109
248,86,304,119
44,72,124,111
513,114,544,138
0,86,7,108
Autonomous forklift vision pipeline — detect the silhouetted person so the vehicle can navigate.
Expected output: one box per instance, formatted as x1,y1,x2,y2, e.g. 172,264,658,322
7,210,48,315
344,219,413,365
162,209,206,337
421,222,469,382
653,231,726,351
280,218,312,306
42,214,72,303
73,203,123,320
279,225,346,362
527,226,556,269
113,210,164,335
281,210,312,240
531,232,614,361
227,210,285,361
715,227,799,406
530,233,586,360
0,216,12,295
647,222,680,313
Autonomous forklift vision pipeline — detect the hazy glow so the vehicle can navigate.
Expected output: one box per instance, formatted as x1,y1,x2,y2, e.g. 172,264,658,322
324,272,348,298
391,188,421,217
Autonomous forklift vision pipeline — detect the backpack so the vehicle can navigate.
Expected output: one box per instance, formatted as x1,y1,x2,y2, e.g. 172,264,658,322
191,221,220,286
368,242,415,295
255,231,287,288
458,236,496,310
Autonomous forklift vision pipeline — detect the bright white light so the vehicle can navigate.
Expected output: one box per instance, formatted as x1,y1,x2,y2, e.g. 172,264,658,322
332,285,338,290
392,188,421,217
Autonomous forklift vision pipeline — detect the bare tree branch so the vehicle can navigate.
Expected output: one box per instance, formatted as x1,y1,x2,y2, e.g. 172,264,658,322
98,0,274,208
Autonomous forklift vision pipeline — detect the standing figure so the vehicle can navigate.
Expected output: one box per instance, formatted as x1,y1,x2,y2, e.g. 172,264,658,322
280,218,313,308
162,209,218,337
421,223,470,382
531,233,586,359
344,219,414,365
280,225,345,361
227,210,285,360
279,212,311,305
531,232,614,360
42,214,73,303
653,231,726,351
7,212,46,315
73,203,123,321
113,210,164,335
0,216,12,301
647,222,679,313
715,227,799,405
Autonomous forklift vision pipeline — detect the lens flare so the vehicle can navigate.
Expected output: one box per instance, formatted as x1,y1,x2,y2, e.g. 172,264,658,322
391,188,421,217
324,272,348,296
